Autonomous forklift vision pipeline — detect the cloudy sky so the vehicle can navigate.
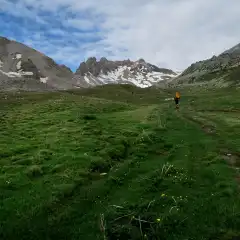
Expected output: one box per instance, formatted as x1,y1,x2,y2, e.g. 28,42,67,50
1,0,240,72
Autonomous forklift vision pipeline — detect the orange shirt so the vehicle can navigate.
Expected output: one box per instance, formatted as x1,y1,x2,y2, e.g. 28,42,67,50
175,92,180,98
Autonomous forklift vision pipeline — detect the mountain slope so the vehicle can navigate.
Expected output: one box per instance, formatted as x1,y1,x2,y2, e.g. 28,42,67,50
73,57,178,88
0,36,73,91
222,42,240,55
169,42,240,87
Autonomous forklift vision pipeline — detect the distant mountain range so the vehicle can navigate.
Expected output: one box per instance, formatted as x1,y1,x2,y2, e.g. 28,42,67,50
0,36,178,91
73,57,178,88
0,35,239,91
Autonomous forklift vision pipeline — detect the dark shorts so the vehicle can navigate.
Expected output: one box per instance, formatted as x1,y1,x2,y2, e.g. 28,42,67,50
175,98,179,104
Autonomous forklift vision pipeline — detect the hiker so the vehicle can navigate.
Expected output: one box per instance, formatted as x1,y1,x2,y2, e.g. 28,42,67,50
174,91,180,109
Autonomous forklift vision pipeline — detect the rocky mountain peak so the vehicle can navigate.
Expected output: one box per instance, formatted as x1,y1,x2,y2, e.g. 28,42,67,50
137,58,146,63
76,57,133,77
59,64,72,73
0,36,73,91
100,57,108,63
86,57,97,64
73,57,177,88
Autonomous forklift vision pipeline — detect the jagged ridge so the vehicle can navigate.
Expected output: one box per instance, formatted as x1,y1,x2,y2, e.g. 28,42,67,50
73,57,177,88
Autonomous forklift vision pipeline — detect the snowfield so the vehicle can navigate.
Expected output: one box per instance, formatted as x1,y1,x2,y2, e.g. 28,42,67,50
74,65,179,88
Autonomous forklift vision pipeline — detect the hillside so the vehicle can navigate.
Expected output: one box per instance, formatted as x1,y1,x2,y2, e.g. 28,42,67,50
0,85,240,239
169,42,240,87
0,37,73,91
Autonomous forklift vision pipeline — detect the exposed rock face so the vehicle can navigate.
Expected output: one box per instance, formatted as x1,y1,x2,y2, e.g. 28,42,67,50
0,36,73,91
20,58,40,79
76,57,133,77
73,57,177,88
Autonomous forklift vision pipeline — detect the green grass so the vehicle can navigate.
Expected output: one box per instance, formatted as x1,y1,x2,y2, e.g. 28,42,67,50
0,85,240,240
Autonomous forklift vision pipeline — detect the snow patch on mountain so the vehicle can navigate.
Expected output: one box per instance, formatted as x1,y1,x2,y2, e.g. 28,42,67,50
84,75,91,84
0,53,38,79
16,60,21,70
40,77,48,83
0,69,34,77
0,58,34,77
14,53,22,59
73,60,178,88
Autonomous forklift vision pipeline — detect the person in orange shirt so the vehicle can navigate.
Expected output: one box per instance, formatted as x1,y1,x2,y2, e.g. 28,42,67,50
174,91,180,109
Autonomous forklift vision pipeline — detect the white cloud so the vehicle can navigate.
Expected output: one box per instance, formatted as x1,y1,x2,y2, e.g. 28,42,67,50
64,19,95,30
48,29,66,36
0,0,46,24
1,0,240,72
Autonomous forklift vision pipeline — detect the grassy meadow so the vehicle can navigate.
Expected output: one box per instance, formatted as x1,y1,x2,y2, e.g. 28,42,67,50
0,84,239,240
